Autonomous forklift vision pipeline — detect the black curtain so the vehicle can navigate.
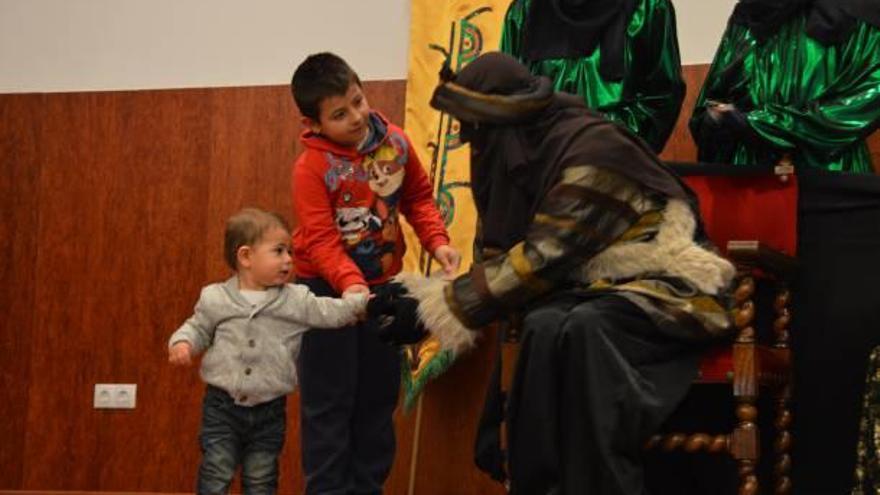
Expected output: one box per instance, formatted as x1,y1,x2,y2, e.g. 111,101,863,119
792,168,880,494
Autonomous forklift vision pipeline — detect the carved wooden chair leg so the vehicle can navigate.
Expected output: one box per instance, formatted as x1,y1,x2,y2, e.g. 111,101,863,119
773,287,791,349
773,286,793,494
645,432,729,453
733,274,759,495
644,256,796,493
734,400,760,495
774,384,793,494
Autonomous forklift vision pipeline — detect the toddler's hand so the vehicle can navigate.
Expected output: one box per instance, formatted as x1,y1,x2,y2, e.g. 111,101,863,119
342,290,370,321
343,284,370,297
344,284,370,321
168,341,193,366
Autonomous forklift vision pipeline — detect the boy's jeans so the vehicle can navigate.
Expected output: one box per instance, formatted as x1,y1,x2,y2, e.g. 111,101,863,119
197,385,286,495
297,277,402,495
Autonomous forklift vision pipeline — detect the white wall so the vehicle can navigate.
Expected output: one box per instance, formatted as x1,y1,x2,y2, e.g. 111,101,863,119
675,0,737,65
0,0,736,93
0,0,411,93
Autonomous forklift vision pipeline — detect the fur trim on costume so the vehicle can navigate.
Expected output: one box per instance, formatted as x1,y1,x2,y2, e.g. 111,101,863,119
394,272,478,354
585,199,736,295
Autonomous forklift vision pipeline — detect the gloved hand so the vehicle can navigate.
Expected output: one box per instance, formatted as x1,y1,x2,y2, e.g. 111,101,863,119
696,101,755,161
367,283,428,345
714,103,751,140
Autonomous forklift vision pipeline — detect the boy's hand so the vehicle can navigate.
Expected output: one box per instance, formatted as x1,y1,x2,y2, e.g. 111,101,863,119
433,245,461,279
168,342,193,366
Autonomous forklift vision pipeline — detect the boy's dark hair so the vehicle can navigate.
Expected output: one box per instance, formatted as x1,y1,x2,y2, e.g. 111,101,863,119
291,52,362,121
224,207,290,270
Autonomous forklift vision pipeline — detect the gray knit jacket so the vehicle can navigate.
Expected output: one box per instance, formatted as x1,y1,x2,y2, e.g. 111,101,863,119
169,276,366,406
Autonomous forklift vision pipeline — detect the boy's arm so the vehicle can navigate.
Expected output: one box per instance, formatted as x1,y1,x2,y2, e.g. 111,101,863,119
293,160,367,294
281,284,368,329
168,286,218,355
396,132,450,253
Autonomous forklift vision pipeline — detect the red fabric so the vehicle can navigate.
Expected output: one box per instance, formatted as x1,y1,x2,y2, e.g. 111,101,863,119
292,114,449,294
683,173,798,256
683,172,799,380
697,347,734,383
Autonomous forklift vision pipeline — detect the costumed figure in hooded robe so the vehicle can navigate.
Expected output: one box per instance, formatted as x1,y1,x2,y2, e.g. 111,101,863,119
690,0,880,173
501,0,685,153
376,52,735,495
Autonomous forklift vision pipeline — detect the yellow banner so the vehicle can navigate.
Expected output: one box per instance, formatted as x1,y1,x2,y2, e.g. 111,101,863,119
402,0,510,275
399,0,510,409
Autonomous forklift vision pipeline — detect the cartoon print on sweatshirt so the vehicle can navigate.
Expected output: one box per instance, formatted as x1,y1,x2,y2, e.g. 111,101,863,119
335,206,390,278
349,238,395,280
335,207,381,245
330,131,411,279
363,134,410,273
324,153,369,192
365,134,408,206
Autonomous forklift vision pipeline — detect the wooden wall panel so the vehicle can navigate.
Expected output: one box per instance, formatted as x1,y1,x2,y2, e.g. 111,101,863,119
660,64,710,162
0,94,43,489
0,80,412,493
410,327,506,495
869,132,880,174
23,89,216,490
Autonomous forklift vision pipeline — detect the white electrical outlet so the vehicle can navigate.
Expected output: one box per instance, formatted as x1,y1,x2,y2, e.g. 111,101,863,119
94,384,114,408
94,383,137,409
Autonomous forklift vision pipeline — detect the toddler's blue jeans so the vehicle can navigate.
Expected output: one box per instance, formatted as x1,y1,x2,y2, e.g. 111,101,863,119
197,385,286,494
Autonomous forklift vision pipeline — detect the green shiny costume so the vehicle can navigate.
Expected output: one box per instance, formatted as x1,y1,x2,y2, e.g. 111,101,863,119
500,0,685,153
691,14,880,173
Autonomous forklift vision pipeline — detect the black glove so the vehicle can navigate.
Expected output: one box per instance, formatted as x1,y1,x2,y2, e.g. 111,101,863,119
368,282,406,315
367,283,428,345
696,103,754,162
716,104,751,141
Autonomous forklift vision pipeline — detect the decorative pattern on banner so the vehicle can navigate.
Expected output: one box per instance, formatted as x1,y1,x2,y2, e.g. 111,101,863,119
400,0,510,409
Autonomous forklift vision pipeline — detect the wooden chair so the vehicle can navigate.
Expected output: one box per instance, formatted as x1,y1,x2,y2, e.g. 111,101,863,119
644,163,798,495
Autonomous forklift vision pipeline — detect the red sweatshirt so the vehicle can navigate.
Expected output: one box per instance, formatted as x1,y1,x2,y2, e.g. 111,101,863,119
292,112,449,294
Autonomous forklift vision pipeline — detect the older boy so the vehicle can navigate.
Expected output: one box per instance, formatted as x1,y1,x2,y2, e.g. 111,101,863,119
290,53,458,494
